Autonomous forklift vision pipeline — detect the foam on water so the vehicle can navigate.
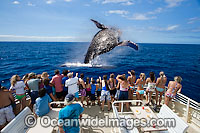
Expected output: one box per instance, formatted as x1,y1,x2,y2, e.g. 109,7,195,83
61,62,102,68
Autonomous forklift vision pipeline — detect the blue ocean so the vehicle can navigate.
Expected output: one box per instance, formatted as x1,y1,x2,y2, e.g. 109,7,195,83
0,42,200,102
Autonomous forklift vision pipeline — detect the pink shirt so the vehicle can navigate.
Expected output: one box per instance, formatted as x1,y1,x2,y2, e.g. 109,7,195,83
50,74,63,92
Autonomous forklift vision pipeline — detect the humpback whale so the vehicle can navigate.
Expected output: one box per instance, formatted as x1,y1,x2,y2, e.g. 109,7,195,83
84,19,138,64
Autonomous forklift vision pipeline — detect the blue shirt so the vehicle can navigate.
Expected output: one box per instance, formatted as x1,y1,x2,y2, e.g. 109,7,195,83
58,103,84,133
62,77,68,92
35,94,52,116
91,84,96,94
44,85,53,95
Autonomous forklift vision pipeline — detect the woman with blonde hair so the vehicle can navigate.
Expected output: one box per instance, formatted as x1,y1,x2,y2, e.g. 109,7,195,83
135,73,146,106
10,75,26,111
165,76,182,106
155,71,167,107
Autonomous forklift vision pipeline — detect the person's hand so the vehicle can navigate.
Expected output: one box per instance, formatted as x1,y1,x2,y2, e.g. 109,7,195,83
59,127,65,133
128,71,131,75
76,73,78,77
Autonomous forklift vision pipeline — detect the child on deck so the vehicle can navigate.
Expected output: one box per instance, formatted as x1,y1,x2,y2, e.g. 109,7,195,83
35,88,52,117
43,79,57,101
90,79,96,106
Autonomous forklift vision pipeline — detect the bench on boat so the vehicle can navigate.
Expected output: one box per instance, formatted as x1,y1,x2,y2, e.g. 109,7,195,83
157,104,189,133
1,107,32,133
112,100,142,133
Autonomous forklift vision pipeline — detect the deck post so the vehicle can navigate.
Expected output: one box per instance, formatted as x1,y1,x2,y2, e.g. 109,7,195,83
186,98,190,122
121,102,123,114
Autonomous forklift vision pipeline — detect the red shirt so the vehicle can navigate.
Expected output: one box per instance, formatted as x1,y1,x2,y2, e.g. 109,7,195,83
50,74,63,92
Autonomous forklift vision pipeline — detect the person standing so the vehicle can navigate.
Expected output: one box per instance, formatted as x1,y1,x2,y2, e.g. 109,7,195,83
79,73,86,106
116,74,129,111
50,70,63,101
135,73,146,106
127,70,136,100
100,75,111,111
155,71,167,107
145,72,156,106
62,70,69,98
165,76,182,106
109,73,117,103
10,75,26,111
65,72,79,102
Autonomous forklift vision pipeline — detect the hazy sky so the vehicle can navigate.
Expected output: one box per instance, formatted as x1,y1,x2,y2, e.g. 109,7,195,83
0,0,200,44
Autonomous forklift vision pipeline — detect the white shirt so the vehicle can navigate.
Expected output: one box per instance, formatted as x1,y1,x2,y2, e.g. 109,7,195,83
65,77,78,94
10,81,26,94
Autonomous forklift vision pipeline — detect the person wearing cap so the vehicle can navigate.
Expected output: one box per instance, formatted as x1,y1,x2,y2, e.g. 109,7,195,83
50,70,63,101
155,71,167,107
58,94,84,133
26,72,40,110
65,72,79,102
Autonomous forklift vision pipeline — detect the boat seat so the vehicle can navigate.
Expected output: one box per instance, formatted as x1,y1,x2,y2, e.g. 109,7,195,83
157,104,189,133
1,107,32,133
112,106,139,133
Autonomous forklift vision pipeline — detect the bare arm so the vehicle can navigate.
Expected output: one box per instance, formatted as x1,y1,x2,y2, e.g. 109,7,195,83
116,75,122,83
9,92,15,103
135,79,140,85
75,73,78,77
178,85,182,93
156,78,160,86
49,93,57,101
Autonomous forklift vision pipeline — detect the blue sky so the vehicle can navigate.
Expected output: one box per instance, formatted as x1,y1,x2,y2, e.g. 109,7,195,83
0,0,200,44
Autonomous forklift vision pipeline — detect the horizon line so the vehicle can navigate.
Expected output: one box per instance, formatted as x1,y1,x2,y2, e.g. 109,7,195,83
0,41,200,45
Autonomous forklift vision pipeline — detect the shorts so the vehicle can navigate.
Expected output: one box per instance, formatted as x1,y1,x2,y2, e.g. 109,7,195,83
56,91,63,99
86,90,91,97
129,86,135,90
119,91,128,100
97,91,101,97
80,89,86,97
136,90,144,95
74,92,79,98
30,91,38,104
156,87,164,92
0,105,15,125
100,90,111,101
16,94,26,100
146,87,155,92
110,89,116,97
90,94,96,101
115,90,120,100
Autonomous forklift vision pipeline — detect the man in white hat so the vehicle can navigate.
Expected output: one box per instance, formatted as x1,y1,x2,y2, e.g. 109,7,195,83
65,72,79,102
58,94,84,133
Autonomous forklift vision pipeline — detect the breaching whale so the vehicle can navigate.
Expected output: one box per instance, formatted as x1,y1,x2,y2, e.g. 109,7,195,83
84,19,138,64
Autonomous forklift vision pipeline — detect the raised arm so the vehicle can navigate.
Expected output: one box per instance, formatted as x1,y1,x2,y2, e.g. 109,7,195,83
116,75,122,83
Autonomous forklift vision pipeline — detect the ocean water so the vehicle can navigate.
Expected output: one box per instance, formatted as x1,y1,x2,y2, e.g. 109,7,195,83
0,42,200,102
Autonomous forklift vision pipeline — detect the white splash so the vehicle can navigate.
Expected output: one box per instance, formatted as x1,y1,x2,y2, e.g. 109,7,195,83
62,62,102,68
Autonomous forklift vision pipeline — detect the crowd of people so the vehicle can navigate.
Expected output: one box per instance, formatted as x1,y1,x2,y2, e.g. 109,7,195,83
0,69,183,131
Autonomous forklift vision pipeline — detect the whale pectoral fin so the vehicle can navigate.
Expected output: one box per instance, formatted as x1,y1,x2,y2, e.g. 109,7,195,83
91,19,108,30
118,40,138,50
